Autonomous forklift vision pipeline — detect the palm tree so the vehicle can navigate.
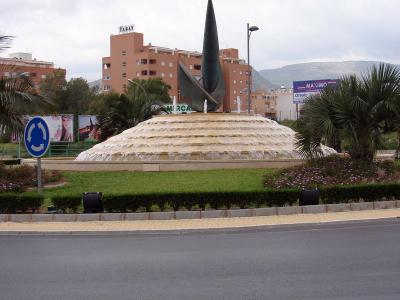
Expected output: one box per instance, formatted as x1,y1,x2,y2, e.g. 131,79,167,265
0,66,38,132
97,78,171,140
296,63,400,161
0,35,12,52
0,35,51,135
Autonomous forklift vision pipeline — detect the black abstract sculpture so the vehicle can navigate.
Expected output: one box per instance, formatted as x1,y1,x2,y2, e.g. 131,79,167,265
178,0,225,112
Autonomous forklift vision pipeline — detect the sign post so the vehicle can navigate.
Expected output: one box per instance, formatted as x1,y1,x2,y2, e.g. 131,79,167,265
24,117,50,193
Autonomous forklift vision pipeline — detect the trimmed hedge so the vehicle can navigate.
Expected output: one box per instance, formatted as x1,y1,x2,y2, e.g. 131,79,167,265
102,189,299,213
52,195,82,213
320,183,400,204
0,193,44,213
1,159,21,166
46,183,400,213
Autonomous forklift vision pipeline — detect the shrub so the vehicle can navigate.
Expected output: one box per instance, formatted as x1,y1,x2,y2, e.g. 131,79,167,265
0,193,44,213
320,183,400,204
100,190,299,213
0,163,63,193
52,195,82,213
264,155,400,189
102,194,152,213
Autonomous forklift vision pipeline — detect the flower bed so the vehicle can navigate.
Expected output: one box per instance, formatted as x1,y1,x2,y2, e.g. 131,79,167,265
0,163,62,193
264,155,399,189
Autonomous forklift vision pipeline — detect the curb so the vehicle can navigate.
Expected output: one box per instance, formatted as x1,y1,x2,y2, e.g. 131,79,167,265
0,218,398,236
0,200,399,223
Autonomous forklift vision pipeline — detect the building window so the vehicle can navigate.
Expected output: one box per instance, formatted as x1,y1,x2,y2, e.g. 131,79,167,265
41,74,47,79
122,73,126,78
161,72,165,77
149,59,157,64
169,73,173,78
234,90,237,94
4,72,10,77
103,75,111,80
30,72,37,77
136,72,140,77
169,62,173,67
141,70,148,76
189,65,193,70
122,50,126,56
161,61,165,66
136,60,140,65
123,84,127,90
104,63,111,69
233,80,237,84
240,80,243,84
122,62,126,67
141,59,148,64
194,64,201,70
239,71,243,75
149,70,157,76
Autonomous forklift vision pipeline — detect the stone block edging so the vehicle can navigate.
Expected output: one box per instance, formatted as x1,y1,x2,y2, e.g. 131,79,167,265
0,200,399,223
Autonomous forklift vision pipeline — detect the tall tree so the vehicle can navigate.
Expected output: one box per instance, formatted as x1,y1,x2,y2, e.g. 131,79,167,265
39,69,67,103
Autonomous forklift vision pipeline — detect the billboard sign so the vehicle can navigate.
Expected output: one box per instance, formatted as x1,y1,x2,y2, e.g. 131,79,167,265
293,79,340,104
119,24,135,34
27,115,74,142
78,115,100,141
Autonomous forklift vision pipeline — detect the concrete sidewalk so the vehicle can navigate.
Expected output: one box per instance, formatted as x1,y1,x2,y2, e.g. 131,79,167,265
0,208,399,234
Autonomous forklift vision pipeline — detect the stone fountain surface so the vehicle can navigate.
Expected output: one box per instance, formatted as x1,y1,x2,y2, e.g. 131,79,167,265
76,113,336,162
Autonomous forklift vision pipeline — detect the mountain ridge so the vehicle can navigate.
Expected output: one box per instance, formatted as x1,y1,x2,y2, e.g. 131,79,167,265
259,60,399,87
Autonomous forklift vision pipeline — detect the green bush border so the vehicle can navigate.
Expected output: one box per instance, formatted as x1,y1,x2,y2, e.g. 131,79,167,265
102,189,299,213
52,195,82,213
0,193,44,213
319,183,400,204
1,183,397,214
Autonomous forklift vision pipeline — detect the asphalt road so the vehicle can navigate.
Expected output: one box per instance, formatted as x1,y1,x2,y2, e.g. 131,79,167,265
0,220,399,300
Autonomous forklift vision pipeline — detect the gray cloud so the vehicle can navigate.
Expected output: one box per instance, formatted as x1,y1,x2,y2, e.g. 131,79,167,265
1,0,399,81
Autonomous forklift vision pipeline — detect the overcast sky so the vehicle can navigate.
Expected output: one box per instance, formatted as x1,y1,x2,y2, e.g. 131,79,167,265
1,0,399,81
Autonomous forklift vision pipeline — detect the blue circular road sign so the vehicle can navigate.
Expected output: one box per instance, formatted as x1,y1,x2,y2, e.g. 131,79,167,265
24,116,50,158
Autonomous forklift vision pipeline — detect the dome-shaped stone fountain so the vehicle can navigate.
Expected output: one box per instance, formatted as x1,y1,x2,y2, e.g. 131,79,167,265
76,113,336,162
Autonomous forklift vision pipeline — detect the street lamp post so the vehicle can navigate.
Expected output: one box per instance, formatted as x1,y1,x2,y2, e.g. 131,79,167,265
247,23,259,114
127,79,148,99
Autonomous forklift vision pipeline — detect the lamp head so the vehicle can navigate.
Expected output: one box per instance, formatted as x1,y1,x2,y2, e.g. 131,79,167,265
248,26,259,32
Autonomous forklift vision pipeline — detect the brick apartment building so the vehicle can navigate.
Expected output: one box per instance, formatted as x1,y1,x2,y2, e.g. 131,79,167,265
251,90,277,120
102,31,251,113
0,52,66,89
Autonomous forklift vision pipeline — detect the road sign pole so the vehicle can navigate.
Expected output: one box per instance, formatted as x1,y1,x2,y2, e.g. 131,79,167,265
37,157,42,193
18,134,21,159
24,116,50,194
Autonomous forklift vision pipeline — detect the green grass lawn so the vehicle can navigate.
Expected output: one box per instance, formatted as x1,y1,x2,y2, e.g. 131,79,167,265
35,169,274,202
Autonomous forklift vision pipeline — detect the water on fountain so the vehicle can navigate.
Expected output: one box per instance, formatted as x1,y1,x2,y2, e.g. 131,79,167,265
76,113,336,161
